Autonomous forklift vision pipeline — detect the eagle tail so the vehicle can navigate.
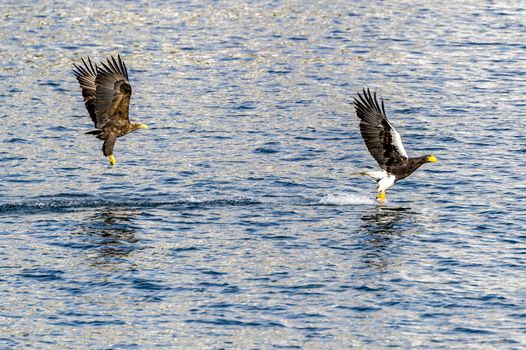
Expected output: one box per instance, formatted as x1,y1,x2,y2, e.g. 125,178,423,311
350,170,387,180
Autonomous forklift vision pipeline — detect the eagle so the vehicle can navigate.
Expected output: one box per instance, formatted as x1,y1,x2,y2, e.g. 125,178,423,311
353,89,437,201
73,55,147,166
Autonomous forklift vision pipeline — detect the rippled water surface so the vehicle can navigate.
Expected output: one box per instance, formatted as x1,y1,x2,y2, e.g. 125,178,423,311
1,1,525,348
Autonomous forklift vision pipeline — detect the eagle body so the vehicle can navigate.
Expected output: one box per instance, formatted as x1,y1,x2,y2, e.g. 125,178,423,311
73,55,147,165
354,89,437,200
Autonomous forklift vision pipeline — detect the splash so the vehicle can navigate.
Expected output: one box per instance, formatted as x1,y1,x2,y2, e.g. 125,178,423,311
319,193,376,206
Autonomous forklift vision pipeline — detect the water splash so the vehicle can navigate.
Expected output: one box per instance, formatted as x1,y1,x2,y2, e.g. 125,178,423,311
319,193,376,206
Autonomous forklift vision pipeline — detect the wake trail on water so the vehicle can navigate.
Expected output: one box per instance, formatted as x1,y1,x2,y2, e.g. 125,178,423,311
0,191,378,215
0,196,263,215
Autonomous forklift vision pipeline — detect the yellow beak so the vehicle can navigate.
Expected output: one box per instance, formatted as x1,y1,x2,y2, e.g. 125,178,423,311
427,155,438,163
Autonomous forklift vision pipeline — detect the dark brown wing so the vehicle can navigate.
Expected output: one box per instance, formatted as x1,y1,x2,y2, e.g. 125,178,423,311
94,55,132,129
354,88,408,169
72,57,98,126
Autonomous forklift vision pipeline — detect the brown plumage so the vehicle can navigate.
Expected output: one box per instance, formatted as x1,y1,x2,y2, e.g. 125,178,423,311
353,89,437,200
72,55,147,165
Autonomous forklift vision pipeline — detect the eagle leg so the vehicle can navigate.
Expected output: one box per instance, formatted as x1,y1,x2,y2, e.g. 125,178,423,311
108,155,116,166
377,191,386,201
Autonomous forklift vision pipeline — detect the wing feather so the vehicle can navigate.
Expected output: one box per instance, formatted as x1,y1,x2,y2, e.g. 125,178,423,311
94,55,132,129
354,89,408,169
72,57,98,126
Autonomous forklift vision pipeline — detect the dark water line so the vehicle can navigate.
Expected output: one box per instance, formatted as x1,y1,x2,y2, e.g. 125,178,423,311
0,197,264,215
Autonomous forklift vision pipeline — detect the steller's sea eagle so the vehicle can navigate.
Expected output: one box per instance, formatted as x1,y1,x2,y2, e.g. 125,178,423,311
353,89,437,201
73,55,147,166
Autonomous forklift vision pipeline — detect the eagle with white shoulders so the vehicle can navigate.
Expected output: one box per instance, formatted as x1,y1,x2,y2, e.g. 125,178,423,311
353,89,437,201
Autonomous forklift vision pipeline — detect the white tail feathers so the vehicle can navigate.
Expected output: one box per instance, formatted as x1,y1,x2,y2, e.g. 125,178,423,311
350,170,387,180
350,170,395,193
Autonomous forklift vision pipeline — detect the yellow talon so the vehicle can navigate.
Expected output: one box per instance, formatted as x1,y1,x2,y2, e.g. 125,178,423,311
427,155,438,163
377,191,386,201
108,155,116,166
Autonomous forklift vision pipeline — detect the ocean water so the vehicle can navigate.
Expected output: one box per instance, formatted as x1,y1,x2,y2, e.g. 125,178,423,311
1,1,525,348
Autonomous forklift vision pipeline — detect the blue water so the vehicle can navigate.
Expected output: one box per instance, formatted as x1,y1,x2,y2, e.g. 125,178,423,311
1,1,525,348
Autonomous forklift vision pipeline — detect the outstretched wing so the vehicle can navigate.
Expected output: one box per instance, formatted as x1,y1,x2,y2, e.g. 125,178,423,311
94,55,132,129
72,57,98,126
354,88,408,169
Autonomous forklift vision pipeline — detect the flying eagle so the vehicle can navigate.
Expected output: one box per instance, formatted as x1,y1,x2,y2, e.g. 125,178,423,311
73,55,147,166
354,89,437,201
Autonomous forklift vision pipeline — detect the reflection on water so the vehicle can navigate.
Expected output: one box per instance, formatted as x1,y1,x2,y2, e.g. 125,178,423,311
359,206,414,270
77,209,141,269
361,206,412,236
